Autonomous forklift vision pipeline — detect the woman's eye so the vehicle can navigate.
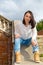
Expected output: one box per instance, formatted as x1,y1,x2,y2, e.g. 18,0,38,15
29,16,31,18
26,16,31,18
26,15,28,17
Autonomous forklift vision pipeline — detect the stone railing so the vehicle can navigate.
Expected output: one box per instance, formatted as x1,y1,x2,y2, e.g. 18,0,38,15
37,35,43,54
37,35,43,61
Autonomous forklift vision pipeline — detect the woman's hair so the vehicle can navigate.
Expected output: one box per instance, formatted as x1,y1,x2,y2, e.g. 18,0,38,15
22,10,36,29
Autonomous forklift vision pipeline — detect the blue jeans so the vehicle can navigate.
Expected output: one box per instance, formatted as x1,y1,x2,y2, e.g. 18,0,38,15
14,38,39,53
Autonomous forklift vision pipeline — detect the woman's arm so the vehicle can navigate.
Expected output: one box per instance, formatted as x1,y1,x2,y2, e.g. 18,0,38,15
14,24,20,38
32,26,37,45
32,26,37,41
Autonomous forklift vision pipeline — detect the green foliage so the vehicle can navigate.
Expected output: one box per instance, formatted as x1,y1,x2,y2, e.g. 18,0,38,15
40,54,43,57
36,19,43,31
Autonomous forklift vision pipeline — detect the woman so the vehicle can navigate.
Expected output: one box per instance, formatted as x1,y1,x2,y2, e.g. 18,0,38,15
14,10,40,63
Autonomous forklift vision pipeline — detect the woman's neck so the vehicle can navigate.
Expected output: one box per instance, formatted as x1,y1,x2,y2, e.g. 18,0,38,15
25,23,29,27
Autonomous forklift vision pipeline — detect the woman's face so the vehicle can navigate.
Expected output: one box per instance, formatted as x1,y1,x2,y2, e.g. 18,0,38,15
24,13,31,24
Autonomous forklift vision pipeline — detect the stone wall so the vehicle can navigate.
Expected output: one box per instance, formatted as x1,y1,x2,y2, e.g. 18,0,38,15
37,35,43,54
0,15,13,65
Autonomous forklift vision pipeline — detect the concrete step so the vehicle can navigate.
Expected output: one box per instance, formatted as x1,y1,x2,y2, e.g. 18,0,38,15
14,61,43,65
12,45,43,65
20,45,33,61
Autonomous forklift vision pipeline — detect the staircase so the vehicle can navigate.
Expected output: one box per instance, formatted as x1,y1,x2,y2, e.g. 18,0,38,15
12,44,43,65
12,21,43,65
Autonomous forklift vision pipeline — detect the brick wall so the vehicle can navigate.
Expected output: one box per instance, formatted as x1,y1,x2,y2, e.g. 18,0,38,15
0,31,13,65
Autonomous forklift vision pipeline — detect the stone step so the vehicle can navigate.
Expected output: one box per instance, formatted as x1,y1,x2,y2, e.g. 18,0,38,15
14,61,43,65
12,45,43,65
20,45,33,61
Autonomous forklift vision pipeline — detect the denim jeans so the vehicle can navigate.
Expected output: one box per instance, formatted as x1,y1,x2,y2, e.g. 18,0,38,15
14,38,39,53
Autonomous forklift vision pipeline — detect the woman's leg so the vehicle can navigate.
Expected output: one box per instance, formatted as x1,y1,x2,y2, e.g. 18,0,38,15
14,38,22,63
31,40,40,63
14,37,32,63
21,38,32,46
32,40,39,53
14,37,31,53
14,38,21,53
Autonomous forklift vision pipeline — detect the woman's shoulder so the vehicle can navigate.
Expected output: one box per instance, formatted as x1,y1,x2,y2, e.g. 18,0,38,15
14,20,22,26
14,20,23,30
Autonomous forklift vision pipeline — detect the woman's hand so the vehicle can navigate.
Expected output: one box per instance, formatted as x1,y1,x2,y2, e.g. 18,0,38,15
32,39,37,46
15,34,20,38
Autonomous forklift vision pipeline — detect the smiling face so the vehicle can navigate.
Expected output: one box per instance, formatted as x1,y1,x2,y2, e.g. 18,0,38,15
23,10,36,28
24,12,31,25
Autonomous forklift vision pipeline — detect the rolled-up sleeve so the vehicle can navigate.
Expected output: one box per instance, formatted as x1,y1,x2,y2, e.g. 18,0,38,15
32,27,37,41
14,23,19,35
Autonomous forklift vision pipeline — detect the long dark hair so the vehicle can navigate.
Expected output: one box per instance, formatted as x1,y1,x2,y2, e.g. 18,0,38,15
22,10,36,29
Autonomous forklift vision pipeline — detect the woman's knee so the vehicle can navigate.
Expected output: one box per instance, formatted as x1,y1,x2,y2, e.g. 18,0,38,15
14,37,21,43
14,35,21,45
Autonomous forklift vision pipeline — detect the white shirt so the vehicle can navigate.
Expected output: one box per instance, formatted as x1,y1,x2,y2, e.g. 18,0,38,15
14,21,37,40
